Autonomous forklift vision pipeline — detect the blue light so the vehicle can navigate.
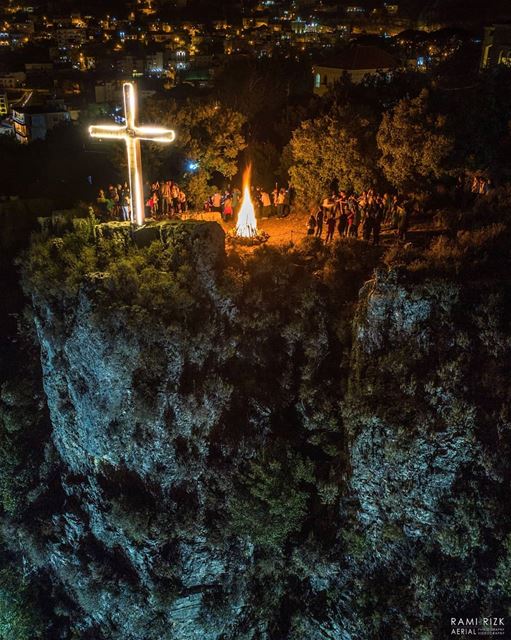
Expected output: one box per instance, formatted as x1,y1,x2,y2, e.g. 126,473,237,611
187,161,199,172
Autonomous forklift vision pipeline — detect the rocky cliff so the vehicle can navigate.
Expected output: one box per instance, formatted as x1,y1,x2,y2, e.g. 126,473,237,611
1,213,511,639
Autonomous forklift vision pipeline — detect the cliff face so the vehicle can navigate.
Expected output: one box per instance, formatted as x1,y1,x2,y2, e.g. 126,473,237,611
5,219,511,639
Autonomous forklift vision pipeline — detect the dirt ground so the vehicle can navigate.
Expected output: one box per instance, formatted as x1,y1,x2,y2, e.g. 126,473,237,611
182,210,440,248
183,210,311,245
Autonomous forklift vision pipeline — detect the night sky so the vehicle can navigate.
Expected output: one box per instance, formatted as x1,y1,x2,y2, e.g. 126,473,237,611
32,0,511,23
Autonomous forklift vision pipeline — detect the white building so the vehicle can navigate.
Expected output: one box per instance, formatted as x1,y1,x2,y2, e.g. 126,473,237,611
313,45,399,95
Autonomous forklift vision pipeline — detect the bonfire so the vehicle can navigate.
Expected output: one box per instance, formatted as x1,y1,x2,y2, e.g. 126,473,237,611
228,166,269,246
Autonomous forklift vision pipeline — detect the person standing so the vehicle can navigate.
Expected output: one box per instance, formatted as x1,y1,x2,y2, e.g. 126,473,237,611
261,190,272,217
222,191,233,222
277,188,286,217
338,204,348,238
315,206,324,237
372,201,383,245
170,182,179,215
150,191,159,218
307,212,317,235
178,189,187,213
322,194,335,220
161,180,170,216
272,186,279,214
232,187,241,214
283,188,291,216
121,191,130,221
398,202,410,241
96,189,108,219
325,214,337,243
349,196,360,238
212,190,222,213
254,188,263,219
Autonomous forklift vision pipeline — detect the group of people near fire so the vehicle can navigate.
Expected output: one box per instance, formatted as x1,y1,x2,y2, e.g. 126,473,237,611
205,184,412,244
307,191,411,245
204,185,292,221
94,171,493,247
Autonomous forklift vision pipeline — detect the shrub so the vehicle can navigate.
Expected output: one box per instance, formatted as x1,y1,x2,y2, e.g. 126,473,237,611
227,450,314,549
0,567,45,640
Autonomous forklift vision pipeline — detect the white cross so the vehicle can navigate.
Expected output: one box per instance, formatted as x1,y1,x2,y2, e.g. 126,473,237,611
89,82,175,226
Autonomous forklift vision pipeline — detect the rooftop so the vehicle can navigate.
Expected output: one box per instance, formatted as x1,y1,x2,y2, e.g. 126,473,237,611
13,104,68,114
317,45,399,70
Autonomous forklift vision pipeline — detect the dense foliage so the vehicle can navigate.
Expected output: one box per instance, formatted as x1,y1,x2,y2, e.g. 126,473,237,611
377,89,453,192
289,114,377,207
142,97,247,206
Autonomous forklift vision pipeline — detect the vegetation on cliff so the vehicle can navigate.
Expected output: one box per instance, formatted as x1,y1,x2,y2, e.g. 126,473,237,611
0,194,510,638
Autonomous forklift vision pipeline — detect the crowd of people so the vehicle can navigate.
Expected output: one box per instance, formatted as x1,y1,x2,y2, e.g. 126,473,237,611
146,180,188,218
455,173,493,206
205,186,293,221
96,183,132,221
95,180,188,221
305,172,495,246
306,191,412,245
93,172,493,248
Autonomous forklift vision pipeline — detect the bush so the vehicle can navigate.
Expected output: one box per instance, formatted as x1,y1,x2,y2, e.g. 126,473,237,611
384,223,510,277
0,567,46,640
227,449,314,549
0,372,50,518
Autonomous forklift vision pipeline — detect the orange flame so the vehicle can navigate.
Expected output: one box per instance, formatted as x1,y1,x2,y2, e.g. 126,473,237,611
235,165,258,238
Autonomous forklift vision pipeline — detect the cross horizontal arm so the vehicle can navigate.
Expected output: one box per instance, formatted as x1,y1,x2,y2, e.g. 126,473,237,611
134,126,176,143
89,124,127,140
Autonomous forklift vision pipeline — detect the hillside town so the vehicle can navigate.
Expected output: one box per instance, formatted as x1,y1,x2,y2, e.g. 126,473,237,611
1,0,511,142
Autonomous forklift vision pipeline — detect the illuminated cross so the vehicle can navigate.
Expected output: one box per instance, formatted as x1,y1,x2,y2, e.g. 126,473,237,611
89,82,175,226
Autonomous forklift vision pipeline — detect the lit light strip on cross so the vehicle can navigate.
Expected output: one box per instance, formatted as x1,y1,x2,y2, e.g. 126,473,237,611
89,82,175,226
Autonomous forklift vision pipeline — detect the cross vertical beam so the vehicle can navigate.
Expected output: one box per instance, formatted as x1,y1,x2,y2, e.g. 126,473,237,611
89,82,176,226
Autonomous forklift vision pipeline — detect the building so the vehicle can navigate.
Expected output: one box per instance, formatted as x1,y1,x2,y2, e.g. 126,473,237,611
94,81,123,103
0,93,8,116
145,51,165,75
0,72,26,89
481,23,511,69
313,45,399,95
385,3,399,15
56,27,87,49
25,62,54,74
12,102,70,143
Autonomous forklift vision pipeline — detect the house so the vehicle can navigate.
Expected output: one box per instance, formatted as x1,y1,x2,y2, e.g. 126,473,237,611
12,101,70,143
0,72,26,89
313,45,399,95
481,23,511,70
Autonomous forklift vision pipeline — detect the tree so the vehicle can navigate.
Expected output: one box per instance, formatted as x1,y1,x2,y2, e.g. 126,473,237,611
141,98,247,208
289,115,378,209
377,89,453,193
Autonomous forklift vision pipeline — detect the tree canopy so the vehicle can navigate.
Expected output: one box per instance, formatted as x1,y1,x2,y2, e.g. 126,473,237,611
377,89,453,192
289,114,378,208
142,97,247,206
